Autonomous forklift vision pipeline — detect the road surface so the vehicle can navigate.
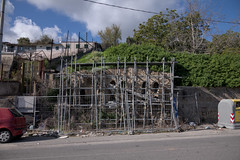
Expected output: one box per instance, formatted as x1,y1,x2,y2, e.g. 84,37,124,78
0,129,240,160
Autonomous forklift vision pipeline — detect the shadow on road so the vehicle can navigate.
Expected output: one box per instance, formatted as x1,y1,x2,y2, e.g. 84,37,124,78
11,136,58,143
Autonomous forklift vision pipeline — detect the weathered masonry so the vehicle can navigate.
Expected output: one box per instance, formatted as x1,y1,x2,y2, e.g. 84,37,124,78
47,57,178,133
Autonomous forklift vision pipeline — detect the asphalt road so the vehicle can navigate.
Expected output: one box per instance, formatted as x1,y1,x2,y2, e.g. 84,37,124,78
1,129,240,160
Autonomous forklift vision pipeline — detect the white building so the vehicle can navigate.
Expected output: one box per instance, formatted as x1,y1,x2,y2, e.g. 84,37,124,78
2,41,102,60
60,41,102,56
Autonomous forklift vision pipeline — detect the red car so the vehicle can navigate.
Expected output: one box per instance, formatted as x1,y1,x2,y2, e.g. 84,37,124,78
0,108,27,143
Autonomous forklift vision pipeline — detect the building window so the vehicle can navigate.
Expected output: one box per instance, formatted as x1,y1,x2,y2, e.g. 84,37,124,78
66,44,70,49
76,44,80,49
84,44,88,49
46,47,52,50
55,46,59,50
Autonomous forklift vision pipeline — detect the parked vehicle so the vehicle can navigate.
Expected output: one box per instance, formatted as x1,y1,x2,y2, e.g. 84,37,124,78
0,108,27,143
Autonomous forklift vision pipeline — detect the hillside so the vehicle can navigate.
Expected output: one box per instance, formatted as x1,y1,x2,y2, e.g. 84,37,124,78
77,44,240,88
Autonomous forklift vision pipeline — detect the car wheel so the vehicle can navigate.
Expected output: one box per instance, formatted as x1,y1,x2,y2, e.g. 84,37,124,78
0,130,12,143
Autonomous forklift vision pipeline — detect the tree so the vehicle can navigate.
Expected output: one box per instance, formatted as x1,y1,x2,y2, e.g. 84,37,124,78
210,30,240,54
126,36,136,45
184,0,211,53
133,4,211,53
35,35,53,44
17,37,30,45
98,24,122,50
133,9,193,52
133,9,174,47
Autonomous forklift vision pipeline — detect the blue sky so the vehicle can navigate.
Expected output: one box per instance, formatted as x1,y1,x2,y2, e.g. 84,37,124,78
2,0,240,43
11,0,90,41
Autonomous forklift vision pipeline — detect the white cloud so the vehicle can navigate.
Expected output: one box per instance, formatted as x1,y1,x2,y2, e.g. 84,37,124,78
2,0,62,43
71,33,78,41
10,16,42,41
2,0,17,42
25,0,182,41
43,25,62,41
4,16,62,43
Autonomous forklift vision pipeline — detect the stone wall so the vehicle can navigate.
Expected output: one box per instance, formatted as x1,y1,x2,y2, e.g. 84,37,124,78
0,53,14,79
176,86,240,124
0,81,20,96
0,96,16,108
0,81,20,108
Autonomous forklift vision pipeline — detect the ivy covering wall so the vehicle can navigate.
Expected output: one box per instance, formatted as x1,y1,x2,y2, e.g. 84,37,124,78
103,44,240,87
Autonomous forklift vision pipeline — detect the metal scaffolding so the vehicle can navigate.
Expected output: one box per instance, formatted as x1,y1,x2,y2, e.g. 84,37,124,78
57,55,178,134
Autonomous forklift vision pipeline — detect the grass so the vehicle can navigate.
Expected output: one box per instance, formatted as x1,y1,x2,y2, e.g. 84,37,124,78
77,51,103,63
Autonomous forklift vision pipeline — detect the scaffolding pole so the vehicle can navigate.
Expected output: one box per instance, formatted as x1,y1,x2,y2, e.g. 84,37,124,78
132,57,136,130
91,57,94,128
94,59,98,130
171,58,178,129
116,57,120,129
124,57,131,132
65,60,68,131
99,57,103,129
57,56,177,133
161,58,165,126
68,55,73,129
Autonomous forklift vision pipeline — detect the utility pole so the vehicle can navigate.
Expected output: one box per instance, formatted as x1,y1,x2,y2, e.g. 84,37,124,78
65,31,69,56
0,0,6,65
78,32,80,54
50,39,54,64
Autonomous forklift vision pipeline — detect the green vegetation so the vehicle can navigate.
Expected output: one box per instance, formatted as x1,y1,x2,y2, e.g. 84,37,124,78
210,30,240,54
127,6,239,54
97,4,239,87
43,2,240,88
17,37,31,45
131,8,209,54
174,53,240,87
98,24,122,50
76,51,103,63
101,110,116,120
102,44,240,88
35,35,53,44
103,43,167,62
47,88,59,102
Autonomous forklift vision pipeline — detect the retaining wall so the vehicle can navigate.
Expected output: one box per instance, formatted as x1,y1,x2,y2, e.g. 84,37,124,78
177,87,240,124
0,81,20,96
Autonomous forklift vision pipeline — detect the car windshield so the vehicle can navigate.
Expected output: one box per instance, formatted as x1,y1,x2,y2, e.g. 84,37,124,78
9,108,24,117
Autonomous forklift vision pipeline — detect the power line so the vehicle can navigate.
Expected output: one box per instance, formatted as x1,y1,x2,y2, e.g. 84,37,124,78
83,0,240,25
203,19,240,25
83,0,159,15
